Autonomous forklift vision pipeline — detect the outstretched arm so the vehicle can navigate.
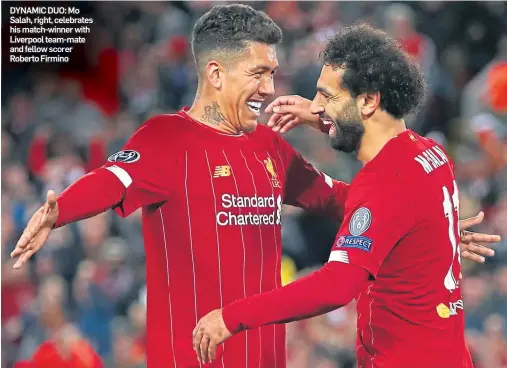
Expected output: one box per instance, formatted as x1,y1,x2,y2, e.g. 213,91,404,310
12,116,173,269
193,261,368,364
11,168,126,269
55,167,126,228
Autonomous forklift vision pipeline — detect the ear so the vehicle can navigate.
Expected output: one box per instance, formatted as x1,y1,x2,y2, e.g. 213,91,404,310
357,92,380,118
206,60,223,89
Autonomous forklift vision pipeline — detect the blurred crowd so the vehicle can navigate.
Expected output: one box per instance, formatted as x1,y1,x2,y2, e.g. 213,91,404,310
2,2,507,367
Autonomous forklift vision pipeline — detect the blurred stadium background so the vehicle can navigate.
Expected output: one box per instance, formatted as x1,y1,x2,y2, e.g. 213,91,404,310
1,1,506,367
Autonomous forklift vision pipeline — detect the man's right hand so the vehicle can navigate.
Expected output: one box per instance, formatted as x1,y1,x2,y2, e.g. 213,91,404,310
265,95,322,133
11,190,59,269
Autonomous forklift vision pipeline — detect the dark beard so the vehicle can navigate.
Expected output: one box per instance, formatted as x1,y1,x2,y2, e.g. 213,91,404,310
330,121,364,153
329,104,365,153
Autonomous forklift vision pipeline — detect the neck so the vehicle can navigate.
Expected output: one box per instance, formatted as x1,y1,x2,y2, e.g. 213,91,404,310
357,114,406,164
187,88,239,135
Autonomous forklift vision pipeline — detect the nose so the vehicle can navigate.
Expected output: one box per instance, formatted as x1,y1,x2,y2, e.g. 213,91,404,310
310,95,325,115
258,75,275,97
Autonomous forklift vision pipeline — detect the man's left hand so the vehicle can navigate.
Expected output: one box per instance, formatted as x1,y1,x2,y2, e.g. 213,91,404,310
193,309,232,364
459,211,500,263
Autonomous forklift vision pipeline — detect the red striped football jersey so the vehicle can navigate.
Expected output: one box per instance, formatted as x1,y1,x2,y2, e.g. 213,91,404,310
104,108,349,368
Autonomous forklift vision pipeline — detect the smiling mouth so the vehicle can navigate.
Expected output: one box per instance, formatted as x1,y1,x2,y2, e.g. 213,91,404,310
247,101,262,116
321,116,337,135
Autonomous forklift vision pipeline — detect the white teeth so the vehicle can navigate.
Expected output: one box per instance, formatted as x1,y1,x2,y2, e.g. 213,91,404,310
247,101,262,108
247,101,262,116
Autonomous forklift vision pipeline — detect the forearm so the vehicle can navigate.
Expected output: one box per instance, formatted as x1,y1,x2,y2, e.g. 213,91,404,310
54,167,126,228
294,178,350,221
222,262,368,332
326,179,349,220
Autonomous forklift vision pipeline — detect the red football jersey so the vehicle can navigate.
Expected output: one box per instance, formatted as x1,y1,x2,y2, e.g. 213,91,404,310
328,130,473,368
103,108,348,368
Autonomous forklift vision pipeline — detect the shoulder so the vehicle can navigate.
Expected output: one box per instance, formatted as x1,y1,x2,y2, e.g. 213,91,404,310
128,112,189,146
367,131,450,183
348,170,397,205
252,124,279,142
138,112,188,135
254,124,297,154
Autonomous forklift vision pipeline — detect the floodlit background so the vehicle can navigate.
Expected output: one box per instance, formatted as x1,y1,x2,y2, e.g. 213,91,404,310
2,2,507,367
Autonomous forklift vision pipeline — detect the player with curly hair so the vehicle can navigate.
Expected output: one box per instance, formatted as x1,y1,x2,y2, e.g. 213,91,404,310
11,5,350,368
13,11,496,367
193,24,489,368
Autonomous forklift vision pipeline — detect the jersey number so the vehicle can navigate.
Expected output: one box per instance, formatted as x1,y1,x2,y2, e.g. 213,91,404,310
442,180,460,291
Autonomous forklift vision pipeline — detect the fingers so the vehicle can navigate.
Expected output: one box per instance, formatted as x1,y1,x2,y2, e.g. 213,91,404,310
193,325,220,364
459,211,484,231
208,339,218,363
272,114,295,133
192,322,200,340
193,328,204,363
12,227,51,269
265,96,296,113
13,248,36,269
267,113,283,128
13,206,45,252
461,250,485,264
461,231,501,245
11,236,35,258
280,119,300,134
461,242,495,257
271,105,301,115
13,227,36,254
200,335,210,364
47,190,57,209
194,330,211,364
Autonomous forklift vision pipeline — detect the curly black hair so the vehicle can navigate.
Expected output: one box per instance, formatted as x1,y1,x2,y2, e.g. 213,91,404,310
192,4,282,72
322,23,427,119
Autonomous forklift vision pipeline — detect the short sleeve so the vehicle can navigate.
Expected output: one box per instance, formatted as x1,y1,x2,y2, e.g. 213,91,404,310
103,119,171,217
328,173,413,278
275,134,349,220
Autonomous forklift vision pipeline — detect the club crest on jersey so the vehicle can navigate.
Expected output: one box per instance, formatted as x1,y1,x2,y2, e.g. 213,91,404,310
264,157,281,188
436,303,450,319
108,150,140,164
436,300,463,319
349,207,371,236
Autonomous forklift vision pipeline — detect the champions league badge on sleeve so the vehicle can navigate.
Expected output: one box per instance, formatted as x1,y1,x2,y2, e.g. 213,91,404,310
349,207,371,236
337,207,373,252
108,150,140,163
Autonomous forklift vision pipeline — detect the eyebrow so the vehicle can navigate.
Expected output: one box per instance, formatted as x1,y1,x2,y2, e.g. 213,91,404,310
316,86,333,96
249,65,278,73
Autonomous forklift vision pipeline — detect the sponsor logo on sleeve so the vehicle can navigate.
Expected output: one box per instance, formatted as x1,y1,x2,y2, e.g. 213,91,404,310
349,207,372,236
107,150,140,164
337,235,373,252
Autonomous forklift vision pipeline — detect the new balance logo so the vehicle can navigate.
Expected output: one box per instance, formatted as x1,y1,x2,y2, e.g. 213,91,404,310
328,250,349,264
214,165,231,178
